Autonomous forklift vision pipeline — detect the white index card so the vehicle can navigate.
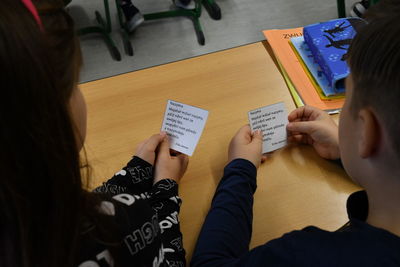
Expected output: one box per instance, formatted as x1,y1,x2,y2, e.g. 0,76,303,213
248,102,289,153
161,100,209,156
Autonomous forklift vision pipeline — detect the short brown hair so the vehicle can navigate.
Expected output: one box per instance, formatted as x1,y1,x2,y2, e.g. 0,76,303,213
347,14,400,157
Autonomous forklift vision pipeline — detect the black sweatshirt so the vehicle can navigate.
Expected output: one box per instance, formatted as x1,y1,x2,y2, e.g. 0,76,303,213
191,159,400,266
76,156,186,267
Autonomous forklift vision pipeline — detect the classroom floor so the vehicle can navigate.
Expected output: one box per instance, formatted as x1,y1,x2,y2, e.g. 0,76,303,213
71,0,358,83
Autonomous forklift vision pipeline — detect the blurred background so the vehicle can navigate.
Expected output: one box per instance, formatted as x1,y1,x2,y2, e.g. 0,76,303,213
68,0,359,82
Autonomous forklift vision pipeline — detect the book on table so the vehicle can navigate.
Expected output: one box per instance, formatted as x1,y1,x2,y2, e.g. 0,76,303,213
302,18,364,93
290,36,345,99
262,18,363,113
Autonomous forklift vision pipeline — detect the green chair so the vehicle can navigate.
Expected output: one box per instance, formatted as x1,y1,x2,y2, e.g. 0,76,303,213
337,0,380,18
65,0,122,61
116,0,221,56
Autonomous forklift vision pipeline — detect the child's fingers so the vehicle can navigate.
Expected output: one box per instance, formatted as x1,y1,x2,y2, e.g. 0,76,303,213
287,130,302,136
287,121,316,135
288,134,304,143
288,134,312,145
232,124,252,144
170,149,180,156
251,129,263,145
261,154,268,163
237,124,252,137
288,106,309,122
288,105,322,122
178,153,189,165
144,133,166,152
179,154,189,174
135,140,146,152
158,135,171,158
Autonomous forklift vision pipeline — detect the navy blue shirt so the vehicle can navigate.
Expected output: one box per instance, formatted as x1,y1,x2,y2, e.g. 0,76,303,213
191,159,400,266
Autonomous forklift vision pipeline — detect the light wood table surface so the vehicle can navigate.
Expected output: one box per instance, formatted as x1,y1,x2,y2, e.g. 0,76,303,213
80,41,361,262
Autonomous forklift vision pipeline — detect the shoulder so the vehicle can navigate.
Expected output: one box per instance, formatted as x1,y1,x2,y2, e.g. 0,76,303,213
243,225,400,266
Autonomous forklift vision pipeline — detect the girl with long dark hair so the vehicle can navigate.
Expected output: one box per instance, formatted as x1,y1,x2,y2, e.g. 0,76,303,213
0,0,188,266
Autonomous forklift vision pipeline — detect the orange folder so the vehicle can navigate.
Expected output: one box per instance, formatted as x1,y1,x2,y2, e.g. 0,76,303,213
263,28,344,112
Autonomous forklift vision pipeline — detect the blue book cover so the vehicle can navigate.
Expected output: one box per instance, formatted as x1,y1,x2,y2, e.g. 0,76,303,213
290,36,344,96
303,18,364,91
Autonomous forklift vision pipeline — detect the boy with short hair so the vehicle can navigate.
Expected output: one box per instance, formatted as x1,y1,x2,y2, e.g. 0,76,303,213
191,12,400,267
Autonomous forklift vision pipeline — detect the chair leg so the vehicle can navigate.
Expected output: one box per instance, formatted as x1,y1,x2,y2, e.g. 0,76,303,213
143,0,206,45
115,0,206,55
192,17,205,45
202,0,221,20
78,26,121,61
115,0,134,56
337,0,346,18
77,0,121,61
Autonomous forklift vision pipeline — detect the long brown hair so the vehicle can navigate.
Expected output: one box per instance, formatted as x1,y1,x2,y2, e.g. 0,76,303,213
0,1,116,266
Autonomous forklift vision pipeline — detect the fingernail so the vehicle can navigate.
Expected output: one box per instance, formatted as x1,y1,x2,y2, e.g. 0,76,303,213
256,130,262,135
160,131,167,136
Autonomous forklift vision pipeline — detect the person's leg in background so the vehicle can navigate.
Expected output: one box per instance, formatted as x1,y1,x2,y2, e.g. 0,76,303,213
119,0,144,32
174,0,195,9
350,0,370,17
119,0,196,33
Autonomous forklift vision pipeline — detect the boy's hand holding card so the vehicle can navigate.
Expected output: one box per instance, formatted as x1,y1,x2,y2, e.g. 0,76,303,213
248,102,289,153
161,100,209,156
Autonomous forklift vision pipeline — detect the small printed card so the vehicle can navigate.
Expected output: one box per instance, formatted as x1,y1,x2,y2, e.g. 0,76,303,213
161,100,209,156
248,102,289,153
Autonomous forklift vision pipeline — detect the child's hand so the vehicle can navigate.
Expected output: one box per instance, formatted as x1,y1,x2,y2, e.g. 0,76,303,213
154,135,189,184
287,106,340,160
135,132,167,165
228,125,266,168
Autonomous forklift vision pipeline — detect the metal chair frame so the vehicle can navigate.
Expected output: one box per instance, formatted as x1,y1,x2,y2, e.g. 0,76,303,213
65,0,122,61
116,0,221,56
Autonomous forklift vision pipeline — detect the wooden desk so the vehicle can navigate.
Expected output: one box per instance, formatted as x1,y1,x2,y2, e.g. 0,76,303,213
81,41,361,261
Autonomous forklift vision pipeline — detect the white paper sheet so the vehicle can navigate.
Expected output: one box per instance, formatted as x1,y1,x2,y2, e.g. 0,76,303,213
161,100,209,156
248,102,289,153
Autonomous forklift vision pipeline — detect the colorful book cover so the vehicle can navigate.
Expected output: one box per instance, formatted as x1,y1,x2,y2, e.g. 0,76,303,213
303,18,363,90
290,36,345,98
263,28,344,111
